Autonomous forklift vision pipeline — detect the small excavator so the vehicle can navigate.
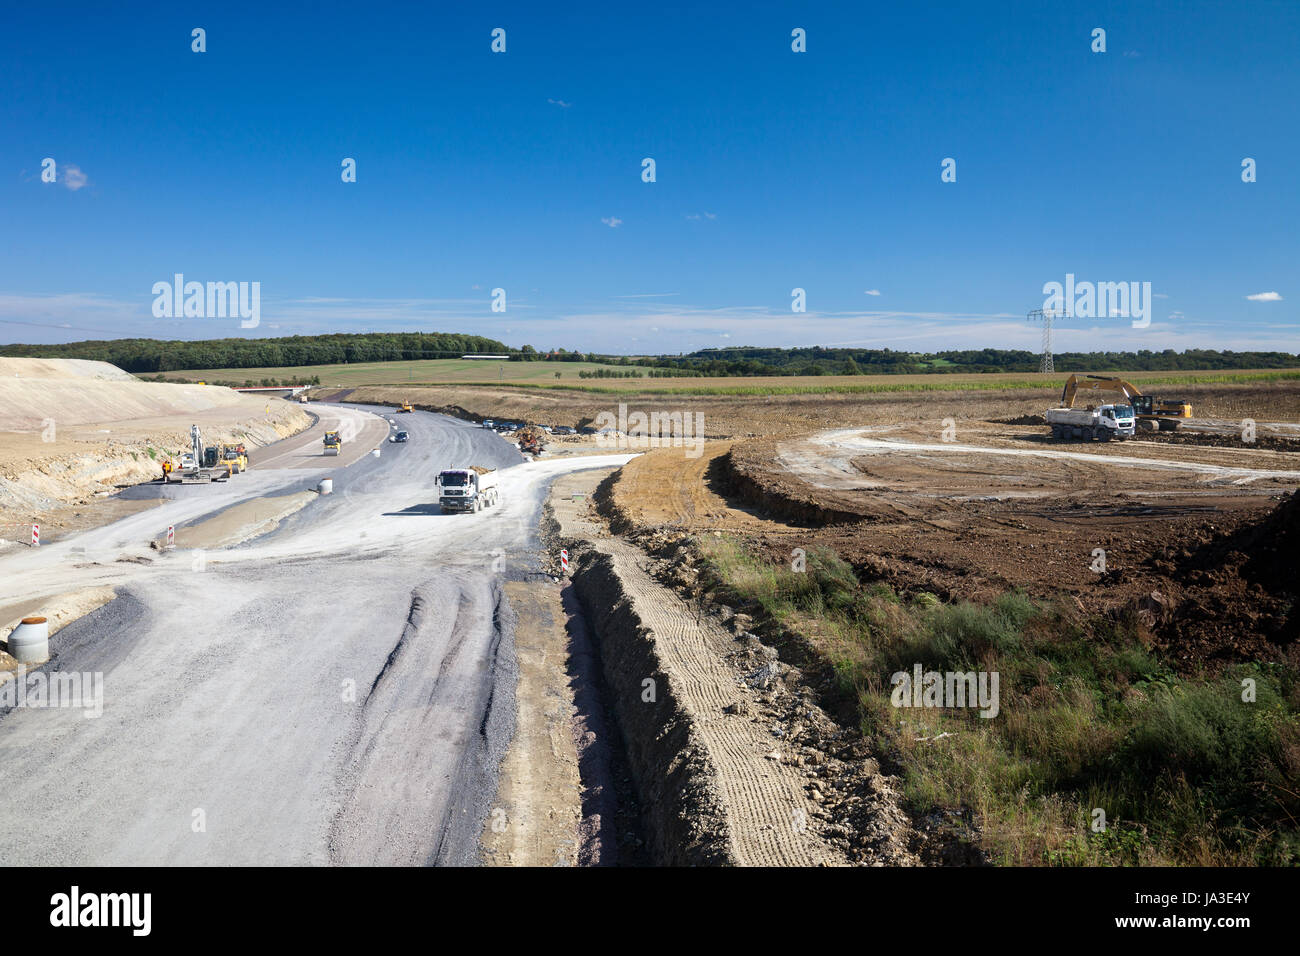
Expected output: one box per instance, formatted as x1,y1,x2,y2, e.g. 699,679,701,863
1059,375,1192,431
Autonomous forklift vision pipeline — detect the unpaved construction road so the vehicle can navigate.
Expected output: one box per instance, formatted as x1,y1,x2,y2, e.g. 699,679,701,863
0,403,630,865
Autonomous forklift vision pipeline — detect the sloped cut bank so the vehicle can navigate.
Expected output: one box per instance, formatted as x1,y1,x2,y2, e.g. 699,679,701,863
570,550,735,865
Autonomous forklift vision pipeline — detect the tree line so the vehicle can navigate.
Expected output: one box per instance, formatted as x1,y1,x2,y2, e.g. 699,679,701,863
3,336,1295,377
0,332,511,373
639,346,1300,376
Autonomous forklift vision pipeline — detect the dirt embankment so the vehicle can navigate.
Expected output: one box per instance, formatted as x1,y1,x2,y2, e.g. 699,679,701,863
557,470,918,866
724,441,877,526
570,548,736,865
0,358,310,541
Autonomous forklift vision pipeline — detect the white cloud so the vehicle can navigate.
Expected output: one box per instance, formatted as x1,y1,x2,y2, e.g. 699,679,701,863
601,216,623,228
547,98,572,108
2,291,1294,355
62,165,89,191
1246,291,1282,301
863,289,881,296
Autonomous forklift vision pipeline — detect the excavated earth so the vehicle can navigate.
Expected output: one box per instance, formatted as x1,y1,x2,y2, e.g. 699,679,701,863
720,419,1300,674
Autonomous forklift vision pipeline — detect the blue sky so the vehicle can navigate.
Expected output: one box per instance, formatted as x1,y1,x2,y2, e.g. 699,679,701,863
3,0,1296,354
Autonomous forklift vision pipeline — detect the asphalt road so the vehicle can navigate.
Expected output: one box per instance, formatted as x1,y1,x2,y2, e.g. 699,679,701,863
0,403,631,865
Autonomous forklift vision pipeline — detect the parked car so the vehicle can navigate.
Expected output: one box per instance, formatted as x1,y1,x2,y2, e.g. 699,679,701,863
553,426,575,435
391,430,410,443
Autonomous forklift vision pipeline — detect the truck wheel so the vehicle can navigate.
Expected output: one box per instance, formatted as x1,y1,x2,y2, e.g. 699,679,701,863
1098,429,1111,442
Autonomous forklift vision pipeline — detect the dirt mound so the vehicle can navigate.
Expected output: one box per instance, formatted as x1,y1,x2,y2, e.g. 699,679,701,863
991,414,1046,426
0,369,278,430
725,443,875,526
1139,431,1300,453
0,359,310,538
0,357,137,381
1136,492,1300,665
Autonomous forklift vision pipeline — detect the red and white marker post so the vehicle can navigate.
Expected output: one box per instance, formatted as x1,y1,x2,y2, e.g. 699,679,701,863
559,548,569,574
31,523,39,547
167,525,175,548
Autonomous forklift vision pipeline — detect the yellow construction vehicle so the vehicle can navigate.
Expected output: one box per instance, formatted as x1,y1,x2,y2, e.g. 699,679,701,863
220,443,248,473
400,401,413,413
1059,375,1192,431
323,430,342,456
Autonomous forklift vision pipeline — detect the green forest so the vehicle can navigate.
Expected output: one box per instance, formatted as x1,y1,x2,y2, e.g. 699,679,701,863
2,334,1296,377
0,332,510,373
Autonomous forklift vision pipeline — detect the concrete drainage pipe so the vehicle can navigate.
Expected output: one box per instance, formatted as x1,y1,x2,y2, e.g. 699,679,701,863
8,617,50,664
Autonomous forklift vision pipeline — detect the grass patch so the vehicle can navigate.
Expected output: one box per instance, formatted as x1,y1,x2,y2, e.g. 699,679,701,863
694,535,1300,865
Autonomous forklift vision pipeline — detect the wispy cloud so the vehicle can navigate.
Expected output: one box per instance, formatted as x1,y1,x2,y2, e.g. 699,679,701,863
863,289,881,296
2,292,1295,354
62,165,89,191
547,98,572,108
601,216,623,228
1246,291,1283,301
685,212,717,221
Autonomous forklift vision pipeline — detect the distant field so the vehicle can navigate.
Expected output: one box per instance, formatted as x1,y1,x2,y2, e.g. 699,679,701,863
158,358,647,386
487,369,1300,396
158,361,1300,395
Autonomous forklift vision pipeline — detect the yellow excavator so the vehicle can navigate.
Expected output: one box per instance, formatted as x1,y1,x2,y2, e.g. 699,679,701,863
1060,375,1192,431
400,401,413,413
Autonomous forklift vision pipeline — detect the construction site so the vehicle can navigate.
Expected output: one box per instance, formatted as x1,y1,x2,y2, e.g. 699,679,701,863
0,340,1297,879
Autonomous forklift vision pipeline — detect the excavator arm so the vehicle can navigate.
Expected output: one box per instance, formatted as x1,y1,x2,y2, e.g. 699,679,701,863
1059,375,1140,408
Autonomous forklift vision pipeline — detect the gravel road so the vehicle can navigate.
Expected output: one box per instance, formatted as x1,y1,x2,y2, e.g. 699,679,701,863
0,404,631,865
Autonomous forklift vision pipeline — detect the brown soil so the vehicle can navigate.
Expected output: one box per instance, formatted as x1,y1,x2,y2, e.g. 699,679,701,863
593,388,1300,676
336,381,1300,442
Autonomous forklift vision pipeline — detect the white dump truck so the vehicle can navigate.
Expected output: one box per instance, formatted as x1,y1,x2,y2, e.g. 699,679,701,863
436,466,500,513
1045,403,1136,441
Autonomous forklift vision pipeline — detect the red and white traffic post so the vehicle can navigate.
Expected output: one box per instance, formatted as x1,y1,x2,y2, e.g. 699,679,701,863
31,523,39,547
559,548,569,574
167,525,175,548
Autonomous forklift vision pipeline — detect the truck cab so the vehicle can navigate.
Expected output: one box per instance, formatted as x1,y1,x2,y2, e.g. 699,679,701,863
436,468,499,513
1102,404,1136,436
